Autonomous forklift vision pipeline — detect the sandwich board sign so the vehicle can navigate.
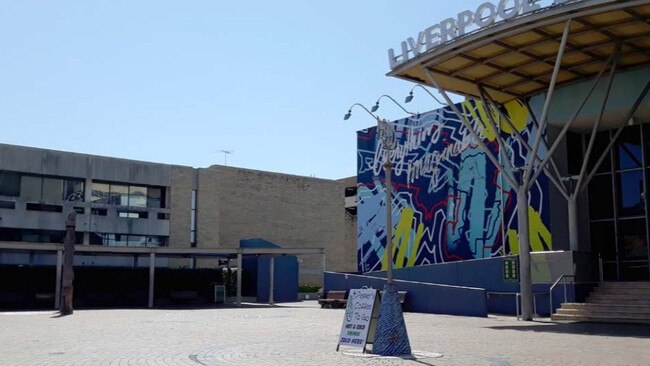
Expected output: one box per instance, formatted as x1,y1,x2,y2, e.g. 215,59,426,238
336,288,380,352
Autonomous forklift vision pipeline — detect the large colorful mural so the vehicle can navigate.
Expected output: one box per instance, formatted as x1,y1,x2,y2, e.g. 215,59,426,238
357,99,552,273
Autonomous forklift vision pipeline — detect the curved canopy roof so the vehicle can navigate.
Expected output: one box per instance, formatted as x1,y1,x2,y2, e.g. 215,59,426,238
388,0,650,104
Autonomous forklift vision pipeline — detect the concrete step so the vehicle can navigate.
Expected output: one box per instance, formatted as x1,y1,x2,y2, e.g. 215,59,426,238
556,308,650,319
560,303,650,313
555,309,650,322
587,298,650,306
588,293,650,301
591,290,650,297
552,313,650,324
598,282,650,288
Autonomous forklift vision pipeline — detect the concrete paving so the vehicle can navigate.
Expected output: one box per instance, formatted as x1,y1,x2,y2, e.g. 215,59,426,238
1,301,649,365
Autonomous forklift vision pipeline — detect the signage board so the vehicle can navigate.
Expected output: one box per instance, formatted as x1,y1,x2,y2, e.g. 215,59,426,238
504,257,519,282
388,0,586,69
337,289,379,351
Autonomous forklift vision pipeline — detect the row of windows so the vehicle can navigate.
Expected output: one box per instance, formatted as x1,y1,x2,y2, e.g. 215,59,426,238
0,228,83,244
0,172,84,202
0,227,167,247
91,182,165,208
0,171,166,209
90,233,166,247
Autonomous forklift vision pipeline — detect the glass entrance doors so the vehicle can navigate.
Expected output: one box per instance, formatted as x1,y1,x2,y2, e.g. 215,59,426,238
584,124,650,281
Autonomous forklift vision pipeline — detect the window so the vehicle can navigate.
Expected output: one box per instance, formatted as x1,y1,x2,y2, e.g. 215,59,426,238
617,171,645,217
92,181,165,208
147,187,163,208
90,233,166,247
42,178,63,202
21,176,42,201
64,180,84,201
118,210,148,219
20,175,84,202
91,183,110,204
616,126,643,170
190,189,197,246
129,186,147,207
109,184,129,206
0,172,20,197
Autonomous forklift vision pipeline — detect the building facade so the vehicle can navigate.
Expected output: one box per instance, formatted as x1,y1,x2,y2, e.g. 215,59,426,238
0,143,357,286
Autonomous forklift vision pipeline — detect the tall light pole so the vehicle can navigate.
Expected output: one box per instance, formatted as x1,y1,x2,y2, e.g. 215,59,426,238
345,102,411,357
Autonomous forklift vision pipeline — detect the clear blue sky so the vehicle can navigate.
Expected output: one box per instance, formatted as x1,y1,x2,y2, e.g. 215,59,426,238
0,1,473,179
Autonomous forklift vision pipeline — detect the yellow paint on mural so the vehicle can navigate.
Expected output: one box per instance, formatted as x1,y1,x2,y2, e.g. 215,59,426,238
461,99,529,138
507,205,552,254
501,100,528,134
382,207,423,270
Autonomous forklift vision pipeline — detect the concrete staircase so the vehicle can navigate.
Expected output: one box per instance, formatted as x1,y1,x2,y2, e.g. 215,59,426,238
552,282,650,324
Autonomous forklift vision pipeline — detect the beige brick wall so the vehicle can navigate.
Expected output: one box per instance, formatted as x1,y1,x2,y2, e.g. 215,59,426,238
168,166,195,268
188,165,357,284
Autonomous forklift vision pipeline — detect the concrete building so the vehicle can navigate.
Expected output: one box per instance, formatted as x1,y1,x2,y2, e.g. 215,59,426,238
0,143,357,307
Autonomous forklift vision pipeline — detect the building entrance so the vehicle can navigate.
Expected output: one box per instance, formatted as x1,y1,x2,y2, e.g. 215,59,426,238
585,123,650,281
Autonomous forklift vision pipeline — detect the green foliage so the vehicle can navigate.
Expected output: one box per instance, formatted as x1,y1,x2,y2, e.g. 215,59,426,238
298,284,321,293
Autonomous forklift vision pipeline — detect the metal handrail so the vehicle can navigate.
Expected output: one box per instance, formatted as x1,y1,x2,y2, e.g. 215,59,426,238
549,274,575,317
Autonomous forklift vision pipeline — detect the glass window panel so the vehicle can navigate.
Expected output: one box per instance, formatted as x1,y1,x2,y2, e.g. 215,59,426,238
0,172,20,196
90,233,104,245
146,236,164,247
590,221,616,261
147,187,163,208
91,183,110,204
110,185,128,206
22,230,40,243
127,235,146,247
566,132,583,176
616,125,643,170
110,234,128,247
619,219,648,260
588,175,614,220
617,171,645,217
20,176,42,201
586,131,612,174
129,186,147,207
63,179,84,202
42,178,63,202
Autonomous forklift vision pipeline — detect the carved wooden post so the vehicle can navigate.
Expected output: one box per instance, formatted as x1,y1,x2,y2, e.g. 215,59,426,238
60,211,76,315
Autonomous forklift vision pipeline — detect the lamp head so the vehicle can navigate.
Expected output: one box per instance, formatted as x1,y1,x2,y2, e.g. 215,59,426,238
370,102,379,113
343,110,351,120
405,92,414,104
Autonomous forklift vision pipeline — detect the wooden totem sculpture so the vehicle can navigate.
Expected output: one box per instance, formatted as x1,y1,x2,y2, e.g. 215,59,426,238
60,211,76,315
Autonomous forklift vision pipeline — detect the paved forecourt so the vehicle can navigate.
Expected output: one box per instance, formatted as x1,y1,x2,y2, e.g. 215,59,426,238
1,302,649,365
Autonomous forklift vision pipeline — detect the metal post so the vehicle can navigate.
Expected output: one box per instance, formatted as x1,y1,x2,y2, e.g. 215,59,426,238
525,20,571,187
568,197,579,252
321,252,326,287
54,249,63,310
385,153,393,284
236,252,242,307
269,256,275,305
148,252,155,308
517,186,533,321
598,253,604,282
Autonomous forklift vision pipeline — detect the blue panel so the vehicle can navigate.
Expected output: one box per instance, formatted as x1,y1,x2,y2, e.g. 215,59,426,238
239,238,298,303
324,272,488,317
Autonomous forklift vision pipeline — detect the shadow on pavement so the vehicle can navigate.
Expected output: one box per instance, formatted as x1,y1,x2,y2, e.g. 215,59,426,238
487,321,650,338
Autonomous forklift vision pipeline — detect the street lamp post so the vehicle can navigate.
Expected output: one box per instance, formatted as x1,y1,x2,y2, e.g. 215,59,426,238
345,103,411,356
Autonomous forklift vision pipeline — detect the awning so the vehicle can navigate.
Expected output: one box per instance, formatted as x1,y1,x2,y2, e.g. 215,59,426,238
389,0,650,103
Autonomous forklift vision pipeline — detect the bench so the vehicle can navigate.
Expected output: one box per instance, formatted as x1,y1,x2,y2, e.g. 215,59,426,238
318,290,408,309
318,291,348,308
